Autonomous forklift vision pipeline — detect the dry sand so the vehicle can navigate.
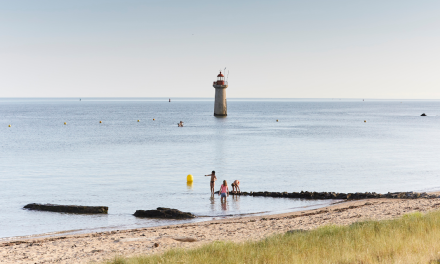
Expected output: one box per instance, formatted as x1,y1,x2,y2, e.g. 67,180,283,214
2,197,440,264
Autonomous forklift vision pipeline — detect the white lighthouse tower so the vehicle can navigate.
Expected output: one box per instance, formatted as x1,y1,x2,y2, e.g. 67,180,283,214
212,71,228,116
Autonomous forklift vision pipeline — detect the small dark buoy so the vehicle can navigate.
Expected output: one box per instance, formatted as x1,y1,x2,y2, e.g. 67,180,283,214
169,98,171,102
421,113,427,116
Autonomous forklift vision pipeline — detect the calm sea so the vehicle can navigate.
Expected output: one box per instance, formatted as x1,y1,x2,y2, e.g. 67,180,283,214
1,98,440,239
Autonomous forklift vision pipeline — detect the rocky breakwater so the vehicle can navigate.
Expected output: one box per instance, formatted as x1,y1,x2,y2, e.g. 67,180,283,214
23,203,108,214
234,191,439,200
134,207,196,219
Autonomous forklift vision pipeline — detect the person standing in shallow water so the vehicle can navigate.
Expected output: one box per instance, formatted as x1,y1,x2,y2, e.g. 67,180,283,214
219,180,229,203
205,171,217,194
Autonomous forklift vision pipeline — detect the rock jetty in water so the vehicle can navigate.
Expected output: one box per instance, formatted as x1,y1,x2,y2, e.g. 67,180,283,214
23,203,108,214
233,191,438,200
134,207,196,219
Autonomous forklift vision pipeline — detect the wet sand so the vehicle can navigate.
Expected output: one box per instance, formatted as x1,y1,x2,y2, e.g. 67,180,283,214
2,196,440,264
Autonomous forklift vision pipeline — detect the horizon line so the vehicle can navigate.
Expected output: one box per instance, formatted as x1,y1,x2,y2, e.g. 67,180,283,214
1,97,440,101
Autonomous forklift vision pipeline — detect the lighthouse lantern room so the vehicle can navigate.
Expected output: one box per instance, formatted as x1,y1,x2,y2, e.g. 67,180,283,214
214,72,225,85
212,71,228,116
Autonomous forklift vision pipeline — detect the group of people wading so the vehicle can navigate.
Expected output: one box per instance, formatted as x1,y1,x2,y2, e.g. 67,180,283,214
205,171,240,203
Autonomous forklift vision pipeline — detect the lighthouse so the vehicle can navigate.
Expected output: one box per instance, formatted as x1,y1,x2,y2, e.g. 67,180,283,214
212,71,228,116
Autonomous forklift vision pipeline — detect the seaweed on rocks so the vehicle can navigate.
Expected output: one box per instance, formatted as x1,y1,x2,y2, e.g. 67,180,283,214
23,203,108,214
134,208,196,219
232,191,439,200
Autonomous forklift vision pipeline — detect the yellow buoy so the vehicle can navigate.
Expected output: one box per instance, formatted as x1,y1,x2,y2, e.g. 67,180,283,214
187,174,193,183
137,120,140,122
276,119,278,122
153,118,155,121
8,124,11,127
364,120,366,123
99,121,102,123
64,122,67,125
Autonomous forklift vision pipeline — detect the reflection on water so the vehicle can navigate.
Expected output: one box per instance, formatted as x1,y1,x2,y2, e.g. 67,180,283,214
230,195,241,211
214,116,227,180
209,195,215,212
221,202,228,211
186,182,193,190
231,194,240,202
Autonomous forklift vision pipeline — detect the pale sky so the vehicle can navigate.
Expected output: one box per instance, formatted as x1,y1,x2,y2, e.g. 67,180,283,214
1,0,439,99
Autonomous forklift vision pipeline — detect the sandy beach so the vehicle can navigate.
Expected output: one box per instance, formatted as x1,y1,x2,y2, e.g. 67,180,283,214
2,196,440,264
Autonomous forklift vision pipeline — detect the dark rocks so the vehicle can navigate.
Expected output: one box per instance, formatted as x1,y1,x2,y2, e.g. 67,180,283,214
421,113,427,116
23,203,108,214
234,191,438,200
134,207,196,219
337,193,348,199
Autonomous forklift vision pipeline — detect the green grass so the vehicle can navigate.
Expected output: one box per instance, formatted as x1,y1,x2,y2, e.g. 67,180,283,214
106,210,440,264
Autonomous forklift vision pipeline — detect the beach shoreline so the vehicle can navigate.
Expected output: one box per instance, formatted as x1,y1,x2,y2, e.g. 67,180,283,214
0,198,336,243
2,194,440,264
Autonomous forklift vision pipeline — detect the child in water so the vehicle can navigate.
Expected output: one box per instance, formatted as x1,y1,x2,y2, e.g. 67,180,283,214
231,180,240,194
219,180,229,202
205,171,217,194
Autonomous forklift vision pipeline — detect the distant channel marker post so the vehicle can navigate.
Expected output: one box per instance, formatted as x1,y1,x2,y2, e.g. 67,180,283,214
213,71,228,116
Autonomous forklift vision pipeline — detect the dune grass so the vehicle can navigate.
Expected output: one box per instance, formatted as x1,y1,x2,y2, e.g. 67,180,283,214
107,210,440,264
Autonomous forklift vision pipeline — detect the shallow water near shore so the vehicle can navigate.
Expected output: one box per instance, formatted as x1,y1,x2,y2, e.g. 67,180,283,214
1,98,440,239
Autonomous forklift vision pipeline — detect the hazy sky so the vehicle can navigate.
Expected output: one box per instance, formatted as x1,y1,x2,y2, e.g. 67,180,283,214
1,0,439,98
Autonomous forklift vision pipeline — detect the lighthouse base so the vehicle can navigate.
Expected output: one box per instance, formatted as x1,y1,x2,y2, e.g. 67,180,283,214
213,88,227,116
